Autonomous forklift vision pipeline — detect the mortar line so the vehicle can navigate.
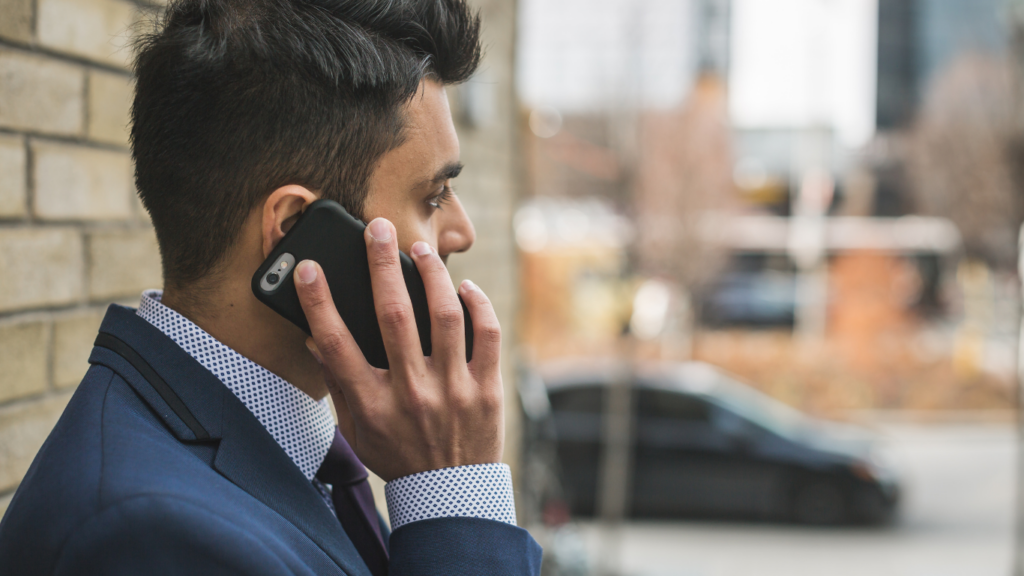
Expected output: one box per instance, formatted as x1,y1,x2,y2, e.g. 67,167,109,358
0,40,133,77
81,229,92,308
44,316,55,392
81,67,91,144
17,132,129,153
0,387,72,411
22,134,31,221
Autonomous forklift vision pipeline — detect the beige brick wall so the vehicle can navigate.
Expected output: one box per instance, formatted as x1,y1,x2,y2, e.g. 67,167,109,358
0,0,160,517
446,0,524,489
0,134,26,217
0,0,523,522
0,50,85,136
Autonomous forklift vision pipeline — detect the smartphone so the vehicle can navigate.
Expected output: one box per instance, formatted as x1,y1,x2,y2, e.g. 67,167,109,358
251,199,472,369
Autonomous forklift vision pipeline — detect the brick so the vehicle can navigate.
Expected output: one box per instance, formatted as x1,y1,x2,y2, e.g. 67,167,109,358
53,310,105,389
0,228,84,312
0,0,33,43
87,228,162,299
0,51,85,137
32,141,133,221
0,320,50,404
0,135,26,217
0,393,73,493
88,71,133,147
37,0,139,69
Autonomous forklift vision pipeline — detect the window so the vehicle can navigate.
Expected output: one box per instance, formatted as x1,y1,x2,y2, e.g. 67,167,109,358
636,389,710,422
548,385,604,414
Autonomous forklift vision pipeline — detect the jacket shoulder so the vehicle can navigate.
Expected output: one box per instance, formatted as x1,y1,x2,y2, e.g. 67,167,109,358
0,364,211,573
52,494,293,576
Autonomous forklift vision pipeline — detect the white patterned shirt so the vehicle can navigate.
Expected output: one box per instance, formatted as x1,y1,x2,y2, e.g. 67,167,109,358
137,290,516,530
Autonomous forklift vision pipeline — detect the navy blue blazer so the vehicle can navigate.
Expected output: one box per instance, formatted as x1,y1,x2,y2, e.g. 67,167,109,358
0,304,541,575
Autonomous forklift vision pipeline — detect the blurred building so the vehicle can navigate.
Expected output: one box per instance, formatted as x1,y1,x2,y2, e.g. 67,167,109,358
875,0,1010,217
519,0,732,204
877,0,1009,132
518,0,729,113
516,0,1016,414
0,0,524,519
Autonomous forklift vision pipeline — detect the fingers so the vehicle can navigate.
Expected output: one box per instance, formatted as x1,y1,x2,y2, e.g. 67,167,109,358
458,279,501,376
365,218,424,372
410,241,466,368
293,260,374,398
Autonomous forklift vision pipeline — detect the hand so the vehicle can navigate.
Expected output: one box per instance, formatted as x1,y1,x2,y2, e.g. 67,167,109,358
293,217,504,481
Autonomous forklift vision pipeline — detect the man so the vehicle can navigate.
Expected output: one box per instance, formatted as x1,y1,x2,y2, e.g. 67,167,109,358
0,0,542,573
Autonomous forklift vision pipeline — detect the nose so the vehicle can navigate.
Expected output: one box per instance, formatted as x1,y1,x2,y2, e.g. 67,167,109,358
437,195,476,257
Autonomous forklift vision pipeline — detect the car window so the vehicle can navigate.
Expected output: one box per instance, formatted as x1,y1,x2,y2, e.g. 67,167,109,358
708,375,807,440
549,385,604,413
636,389,710,422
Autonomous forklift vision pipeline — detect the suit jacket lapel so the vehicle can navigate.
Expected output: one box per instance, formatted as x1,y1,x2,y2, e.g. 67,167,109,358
89,305,370,576
214,395,371,576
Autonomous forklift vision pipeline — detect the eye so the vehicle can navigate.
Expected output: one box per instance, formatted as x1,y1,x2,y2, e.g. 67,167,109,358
427,185,454,210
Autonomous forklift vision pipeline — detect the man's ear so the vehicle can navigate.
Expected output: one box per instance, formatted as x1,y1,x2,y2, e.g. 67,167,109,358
262,185,318,258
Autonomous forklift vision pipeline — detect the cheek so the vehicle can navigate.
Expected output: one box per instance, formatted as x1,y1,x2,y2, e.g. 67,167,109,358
391,207,440,255
362,194,423,249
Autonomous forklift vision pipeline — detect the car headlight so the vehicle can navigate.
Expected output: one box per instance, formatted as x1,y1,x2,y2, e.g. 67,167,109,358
850,443,898,484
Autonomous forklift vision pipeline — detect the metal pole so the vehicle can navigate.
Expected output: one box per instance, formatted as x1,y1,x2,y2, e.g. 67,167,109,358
596,338,635,576
1013,224,1024,576
789,165,833,349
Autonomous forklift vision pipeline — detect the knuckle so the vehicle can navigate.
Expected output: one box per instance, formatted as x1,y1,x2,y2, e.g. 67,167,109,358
480,388,503,418
370,248,400,270
448,387,474,413
316,331,350,359
307,293,331,313
298,281,327,306
379,302,413,328
477,322,502,346
433,304,464,331
402,388,433,419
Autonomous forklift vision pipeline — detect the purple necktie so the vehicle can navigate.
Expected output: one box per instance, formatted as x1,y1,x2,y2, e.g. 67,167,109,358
316,428,389,576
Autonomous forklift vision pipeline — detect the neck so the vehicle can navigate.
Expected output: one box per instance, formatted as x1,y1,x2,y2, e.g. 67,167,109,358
161,275,328,401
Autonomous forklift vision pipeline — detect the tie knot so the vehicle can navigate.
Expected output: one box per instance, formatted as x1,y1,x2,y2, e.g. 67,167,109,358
316,428,369,486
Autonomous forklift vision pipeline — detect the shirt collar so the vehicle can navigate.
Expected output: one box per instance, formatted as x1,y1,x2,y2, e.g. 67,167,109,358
136,290,335,481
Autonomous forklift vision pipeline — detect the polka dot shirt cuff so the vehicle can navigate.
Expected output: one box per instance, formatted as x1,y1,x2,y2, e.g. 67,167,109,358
384,463,517,530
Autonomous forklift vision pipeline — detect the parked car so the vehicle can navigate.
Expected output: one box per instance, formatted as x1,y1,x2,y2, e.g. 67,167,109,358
541,360,900,525
700,270,797,327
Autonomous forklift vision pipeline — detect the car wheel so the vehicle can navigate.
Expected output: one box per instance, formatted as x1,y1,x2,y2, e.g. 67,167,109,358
852,485,895,525
793,480,846,525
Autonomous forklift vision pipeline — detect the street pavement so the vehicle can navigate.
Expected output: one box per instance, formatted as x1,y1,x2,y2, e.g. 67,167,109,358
563,421,1016,576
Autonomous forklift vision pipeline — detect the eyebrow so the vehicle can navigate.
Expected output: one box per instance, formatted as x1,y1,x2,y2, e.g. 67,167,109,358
432,162,463,184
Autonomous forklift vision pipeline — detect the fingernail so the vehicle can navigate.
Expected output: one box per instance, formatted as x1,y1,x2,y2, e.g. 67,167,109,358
296,260,317,284
368,218,392,242
305,340,323,365
460,279,478,292
411,241,434,257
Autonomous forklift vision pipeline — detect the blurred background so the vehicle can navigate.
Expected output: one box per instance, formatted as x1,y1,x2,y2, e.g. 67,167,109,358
515,0,1022,575
0,0,1020,575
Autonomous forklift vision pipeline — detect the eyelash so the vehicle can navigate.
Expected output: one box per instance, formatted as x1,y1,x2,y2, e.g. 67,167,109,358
428,185,454,210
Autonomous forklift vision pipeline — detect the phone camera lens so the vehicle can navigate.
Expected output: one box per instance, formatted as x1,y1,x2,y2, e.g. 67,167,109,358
266,272,280,285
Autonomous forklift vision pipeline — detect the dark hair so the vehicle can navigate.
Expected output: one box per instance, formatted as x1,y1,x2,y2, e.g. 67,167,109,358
131,0,481,290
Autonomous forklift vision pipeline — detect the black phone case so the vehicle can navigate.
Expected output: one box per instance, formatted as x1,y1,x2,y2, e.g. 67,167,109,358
251,199,473,369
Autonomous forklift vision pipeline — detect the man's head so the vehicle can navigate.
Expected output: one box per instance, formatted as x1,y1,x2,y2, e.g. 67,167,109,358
132,0,482,294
